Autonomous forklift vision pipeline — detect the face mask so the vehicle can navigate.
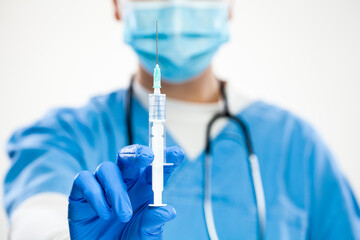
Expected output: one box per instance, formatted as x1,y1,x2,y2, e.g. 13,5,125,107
122,0,230,83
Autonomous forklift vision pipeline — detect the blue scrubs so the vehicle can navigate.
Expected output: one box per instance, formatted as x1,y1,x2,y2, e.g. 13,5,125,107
4,89,360,239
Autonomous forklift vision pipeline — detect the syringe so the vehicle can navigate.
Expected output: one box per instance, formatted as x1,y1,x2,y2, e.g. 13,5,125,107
149,21,172,207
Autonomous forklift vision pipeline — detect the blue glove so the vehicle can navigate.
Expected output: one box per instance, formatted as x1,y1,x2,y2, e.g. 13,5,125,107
68,144,184,239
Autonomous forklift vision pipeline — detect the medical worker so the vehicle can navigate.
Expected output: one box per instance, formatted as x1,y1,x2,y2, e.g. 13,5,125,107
3,0,360,239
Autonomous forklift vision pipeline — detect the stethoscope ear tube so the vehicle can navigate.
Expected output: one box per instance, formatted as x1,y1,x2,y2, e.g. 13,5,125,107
204,154,220,240
249,154,266,240
126,78,135,145
203,81,266,240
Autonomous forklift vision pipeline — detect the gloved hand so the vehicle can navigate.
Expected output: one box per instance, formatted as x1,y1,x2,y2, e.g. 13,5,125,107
68,144,184,239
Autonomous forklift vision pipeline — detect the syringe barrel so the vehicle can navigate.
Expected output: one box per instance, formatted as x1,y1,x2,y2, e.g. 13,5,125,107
149,94,166,161
149,94,167,206
149,94,166,121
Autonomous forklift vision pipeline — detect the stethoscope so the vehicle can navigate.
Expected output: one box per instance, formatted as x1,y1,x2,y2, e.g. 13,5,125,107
126,78,266,240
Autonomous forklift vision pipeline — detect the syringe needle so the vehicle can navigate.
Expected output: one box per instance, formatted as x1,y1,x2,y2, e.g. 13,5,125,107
156,20,158,65
153,21,161,94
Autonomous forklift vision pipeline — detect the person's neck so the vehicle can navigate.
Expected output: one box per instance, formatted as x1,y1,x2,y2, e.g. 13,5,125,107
134,64,221,103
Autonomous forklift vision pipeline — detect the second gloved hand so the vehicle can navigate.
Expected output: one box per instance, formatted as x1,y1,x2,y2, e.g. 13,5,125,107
68,144,184,239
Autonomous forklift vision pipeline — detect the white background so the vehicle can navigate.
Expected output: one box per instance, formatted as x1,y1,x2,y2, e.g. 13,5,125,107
0,0,359,238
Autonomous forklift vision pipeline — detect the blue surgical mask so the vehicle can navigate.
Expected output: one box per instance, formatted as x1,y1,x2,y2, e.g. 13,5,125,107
122,1,230,83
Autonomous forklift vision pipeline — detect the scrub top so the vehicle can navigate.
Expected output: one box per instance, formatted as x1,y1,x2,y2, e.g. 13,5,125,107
4,88,360,239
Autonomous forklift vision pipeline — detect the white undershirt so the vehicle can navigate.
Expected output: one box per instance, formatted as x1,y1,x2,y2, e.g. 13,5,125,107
133,80,251,160
9,81,252,239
